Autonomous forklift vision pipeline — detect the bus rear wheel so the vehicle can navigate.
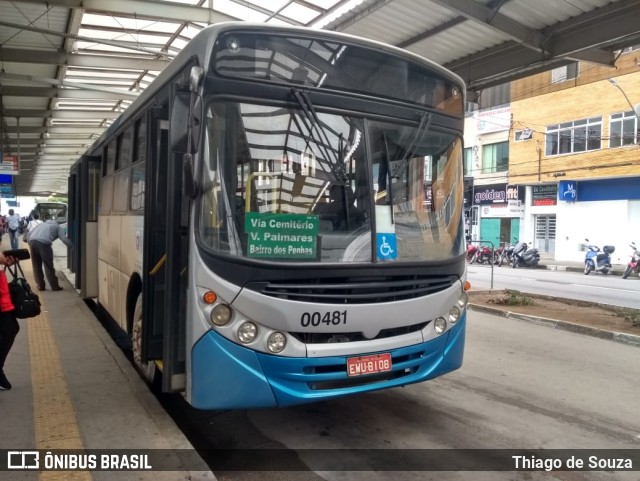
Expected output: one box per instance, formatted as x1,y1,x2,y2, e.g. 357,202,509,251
132,295,157,385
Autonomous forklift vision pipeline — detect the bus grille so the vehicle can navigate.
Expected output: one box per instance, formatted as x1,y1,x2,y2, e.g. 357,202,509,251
247,275,457,304
290,321,428,344
306,351,423,390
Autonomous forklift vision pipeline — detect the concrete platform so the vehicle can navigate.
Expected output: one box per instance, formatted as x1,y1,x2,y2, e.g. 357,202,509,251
0,236,215,480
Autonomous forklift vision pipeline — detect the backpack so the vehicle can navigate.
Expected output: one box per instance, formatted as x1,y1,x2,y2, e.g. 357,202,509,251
6,262,41,319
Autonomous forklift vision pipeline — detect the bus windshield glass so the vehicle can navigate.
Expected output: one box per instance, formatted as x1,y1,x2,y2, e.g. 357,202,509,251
32,202,68,224
197,101,464,263
213,31,462,115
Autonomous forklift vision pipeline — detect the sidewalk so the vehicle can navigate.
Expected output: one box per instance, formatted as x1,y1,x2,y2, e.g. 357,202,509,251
537,259,627,275
1,237,216,480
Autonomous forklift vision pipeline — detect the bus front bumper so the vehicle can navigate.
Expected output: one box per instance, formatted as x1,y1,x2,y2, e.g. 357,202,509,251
190,314,465,410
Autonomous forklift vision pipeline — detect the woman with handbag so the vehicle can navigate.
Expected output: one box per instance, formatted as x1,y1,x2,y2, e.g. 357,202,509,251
0,252,19,390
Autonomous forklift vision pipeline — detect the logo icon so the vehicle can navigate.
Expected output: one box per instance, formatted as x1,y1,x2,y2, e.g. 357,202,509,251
7,451,39,470
563,183,576,200
376,233,397,260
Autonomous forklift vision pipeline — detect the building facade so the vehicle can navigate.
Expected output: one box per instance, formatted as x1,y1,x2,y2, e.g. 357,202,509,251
464,106,524,251
509,48,640,263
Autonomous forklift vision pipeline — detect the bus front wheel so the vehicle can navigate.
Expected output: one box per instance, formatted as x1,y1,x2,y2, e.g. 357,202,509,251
132,295,157,385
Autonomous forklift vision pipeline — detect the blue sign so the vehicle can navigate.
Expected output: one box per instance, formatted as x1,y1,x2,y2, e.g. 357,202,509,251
376,233,397,261
0,175,12,184
558,180,577,202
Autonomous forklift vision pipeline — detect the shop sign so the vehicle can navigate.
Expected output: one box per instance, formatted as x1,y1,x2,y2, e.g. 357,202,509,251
473,184,524,205
557,180,578,202
532,185,557,206
0,153,19,175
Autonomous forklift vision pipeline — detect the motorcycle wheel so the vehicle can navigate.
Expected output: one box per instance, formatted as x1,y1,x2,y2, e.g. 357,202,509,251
623,265,632,279
469,253,477,264
498,254,503,267
584,262,592,275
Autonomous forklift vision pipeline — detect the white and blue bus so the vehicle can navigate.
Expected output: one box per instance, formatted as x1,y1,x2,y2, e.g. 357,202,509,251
68,23,469,409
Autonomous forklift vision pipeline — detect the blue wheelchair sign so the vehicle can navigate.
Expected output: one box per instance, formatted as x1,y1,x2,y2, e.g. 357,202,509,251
376,233,397,260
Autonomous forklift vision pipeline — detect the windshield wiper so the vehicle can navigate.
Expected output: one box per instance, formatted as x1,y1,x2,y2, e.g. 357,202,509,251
290,88,347,183
391,111,432,180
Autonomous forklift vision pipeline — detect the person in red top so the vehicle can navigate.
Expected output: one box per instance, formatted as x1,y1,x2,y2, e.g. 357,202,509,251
0,252,19,390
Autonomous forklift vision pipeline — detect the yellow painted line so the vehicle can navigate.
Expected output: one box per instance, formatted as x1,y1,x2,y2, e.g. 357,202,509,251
21,260,93,481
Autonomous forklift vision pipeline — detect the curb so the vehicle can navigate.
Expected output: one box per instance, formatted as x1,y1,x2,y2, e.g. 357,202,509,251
468,303,640,348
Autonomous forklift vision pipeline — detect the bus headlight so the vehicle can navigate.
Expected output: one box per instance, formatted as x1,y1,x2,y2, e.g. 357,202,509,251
211,304,232,326
267,332,287,353
237,322,258,344
458,291,469,309
448,306,461,324
434,317,447,335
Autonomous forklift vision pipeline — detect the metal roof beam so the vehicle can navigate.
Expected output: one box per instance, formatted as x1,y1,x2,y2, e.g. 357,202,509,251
0,48,168,71
4,126,106,134
11,0,238,24
0,86,130,101
4,109,120,120
0,72,139,99
446,0,638,87
429,0,548,54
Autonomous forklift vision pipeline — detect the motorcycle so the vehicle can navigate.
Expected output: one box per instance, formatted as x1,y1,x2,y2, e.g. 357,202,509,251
622,242,640,279
496,241,516,267
466,243,492,264
466,243,479,263
583,239,614,275
511,241,540,268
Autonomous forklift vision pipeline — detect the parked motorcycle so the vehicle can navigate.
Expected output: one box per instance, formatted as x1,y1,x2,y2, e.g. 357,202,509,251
466,243,493,264
511,241,540,268
496,240,516,267
466,243,479,263
622,242,640,279
583,239,614,275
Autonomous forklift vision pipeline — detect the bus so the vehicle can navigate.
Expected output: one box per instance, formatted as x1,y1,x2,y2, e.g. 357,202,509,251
68,23,469,410
31,201,68,224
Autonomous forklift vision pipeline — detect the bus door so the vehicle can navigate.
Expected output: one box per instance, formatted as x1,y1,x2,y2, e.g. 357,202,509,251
142,108,188,392
68,155,100,297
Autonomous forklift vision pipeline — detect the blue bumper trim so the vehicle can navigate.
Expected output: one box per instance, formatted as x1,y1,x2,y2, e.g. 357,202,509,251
191,314,466,409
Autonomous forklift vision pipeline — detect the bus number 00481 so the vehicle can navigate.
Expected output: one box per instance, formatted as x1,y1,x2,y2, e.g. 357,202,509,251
300,311,347,327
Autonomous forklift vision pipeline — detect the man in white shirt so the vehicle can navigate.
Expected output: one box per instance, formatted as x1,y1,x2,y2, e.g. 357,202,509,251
26,214,72,291
6,209,21,250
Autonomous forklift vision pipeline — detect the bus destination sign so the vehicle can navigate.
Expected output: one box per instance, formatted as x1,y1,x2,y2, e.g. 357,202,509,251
245,213,318,259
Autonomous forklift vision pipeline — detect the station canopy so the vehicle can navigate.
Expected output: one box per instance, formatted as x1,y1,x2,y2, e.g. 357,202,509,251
1,0,639,196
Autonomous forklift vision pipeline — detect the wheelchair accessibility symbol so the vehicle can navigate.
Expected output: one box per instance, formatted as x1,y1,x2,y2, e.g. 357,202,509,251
376,233,397,260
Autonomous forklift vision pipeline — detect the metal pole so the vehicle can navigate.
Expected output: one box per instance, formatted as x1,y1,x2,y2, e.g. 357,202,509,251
608,78,640,121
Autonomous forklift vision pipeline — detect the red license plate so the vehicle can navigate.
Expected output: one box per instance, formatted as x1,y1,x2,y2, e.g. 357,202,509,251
347,353,392,377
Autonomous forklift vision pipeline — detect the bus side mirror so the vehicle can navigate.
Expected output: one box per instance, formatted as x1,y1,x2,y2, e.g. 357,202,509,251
170,92,191,153
169,93,202,153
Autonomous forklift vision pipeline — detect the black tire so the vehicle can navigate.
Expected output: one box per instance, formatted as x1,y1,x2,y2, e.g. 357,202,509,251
469,252,477,264
132,295,158,385
623,265,632,279
584,262,592,275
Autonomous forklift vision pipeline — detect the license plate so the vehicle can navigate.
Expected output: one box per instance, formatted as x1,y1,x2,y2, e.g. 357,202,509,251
347,353,392,377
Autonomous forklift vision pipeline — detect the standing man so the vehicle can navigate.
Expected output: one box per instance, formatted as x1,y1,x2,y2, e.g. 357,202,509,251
26,214,72,291
6,209,21,249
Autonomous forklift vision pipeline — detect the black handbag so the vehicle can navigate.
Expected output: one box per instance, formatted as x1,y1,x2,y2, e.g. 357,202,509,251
5,257,41,319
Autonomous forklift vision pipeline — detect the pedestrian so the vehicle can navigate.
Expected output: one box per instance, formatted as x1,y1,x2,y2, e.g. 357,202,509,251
0,251,19,390
6,209,21,250
26,214,73,291
23,213,43,243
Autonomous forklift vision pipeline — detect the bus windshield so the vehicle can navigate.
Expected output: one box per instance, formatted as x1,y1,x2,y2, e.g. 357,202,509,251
197,101,464,263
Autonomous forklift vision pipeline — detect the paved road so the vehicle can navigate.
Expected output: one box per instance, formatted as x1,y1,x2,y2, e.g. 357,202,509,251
167,311,640,480
467,263,640,309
